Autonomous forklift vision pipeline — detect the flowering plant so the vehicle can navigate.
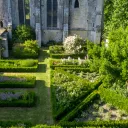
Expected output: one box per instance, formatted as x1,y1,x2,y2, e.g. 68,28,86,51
63,35,85,54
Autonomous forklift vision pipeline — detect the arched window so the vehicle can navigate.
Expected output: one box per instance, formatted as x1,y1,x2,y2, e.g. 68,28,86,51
47,0,58,28
74,0,79,8
0,21,3,28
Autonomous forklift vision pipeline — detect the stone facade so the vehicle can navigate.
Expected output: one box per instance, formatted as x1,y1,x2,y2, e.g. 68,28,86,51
0,29,9,58
0,0,104,46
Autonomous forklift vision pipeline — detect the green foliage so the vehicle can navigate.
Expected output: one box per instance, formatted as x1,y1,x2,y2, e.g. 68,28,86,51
51,69,102,120
49,45,87,59
104,0,128,35
0,121,32,128
50,59,90,69
59,91,99,122
99,87,128,113
0,75,36,88
99,27,128,86
12,25,35,43
49,45,64,54
12,40,39,59
60,120,128,128
0,59,38,72
87,40,101,59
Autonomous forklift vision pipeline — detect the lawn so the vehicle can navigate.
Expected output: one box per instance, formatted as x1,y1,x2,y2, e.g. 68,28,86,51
0,48,54,125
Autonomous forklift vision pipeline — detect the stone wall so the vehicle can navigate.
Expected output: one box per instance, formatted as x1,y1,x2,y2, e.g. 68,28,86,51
0,0,8,27
1,32,9,58
11,0,20,28
69,0,88,30
42,30,63,43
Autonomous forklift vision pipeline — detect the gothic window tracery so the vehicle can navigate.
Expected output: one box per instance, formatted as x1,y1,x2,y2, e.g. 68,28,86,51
74,0,79,8
47,0,58,28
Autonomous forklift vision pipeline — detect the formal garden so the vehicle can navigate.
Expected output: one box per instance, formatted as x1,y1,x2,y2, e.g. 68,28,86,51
0,23,128,128
1,0,128,126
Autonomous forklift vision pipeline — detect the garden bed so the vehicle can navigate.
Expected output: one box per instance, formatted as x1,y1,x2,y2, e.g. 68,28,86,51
0,90,36,107
49,45,87,59
50,59,90,69
0,59,38,72
50,69,102,120
0,74,36,88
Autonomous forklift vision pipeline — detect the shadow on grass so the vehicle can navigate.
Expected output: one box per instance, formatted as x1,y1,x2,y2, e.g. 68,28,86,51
39,48,49,62
37,64,47,73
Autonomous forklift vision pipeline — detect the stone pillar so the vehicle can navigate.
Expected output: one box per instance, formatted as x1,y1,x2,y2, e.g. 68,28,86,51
7,0,12,39
2,32,9,58
35,0,41,47
11,0,20,28
63,0,69,41
94,0,104,44
30,0,36,29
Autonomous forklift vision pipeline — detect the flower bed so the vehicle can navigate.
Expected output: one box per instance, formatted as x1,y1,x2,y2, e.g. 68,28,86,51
0,90,36,107
0,75,36,88
51,69,102,120
0,59,38,72
49,45,87,59
50,58,90,69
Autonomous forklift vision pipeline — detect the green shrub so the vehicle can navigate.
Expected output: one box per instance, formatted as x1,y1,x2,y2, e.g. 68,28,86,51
0,90,36,107
60,120,128,128
0,59,38,72
0,121,32,128
99,86,128,113
0,75,36,88
51,69,102,120
49,45,64,54
12,25,35,43
12,40,39,59
59,91,99,122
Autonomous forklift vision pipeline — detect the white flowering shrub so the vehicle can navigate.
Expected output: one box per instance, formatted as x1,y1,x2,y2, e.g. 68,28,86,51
63,35,85,54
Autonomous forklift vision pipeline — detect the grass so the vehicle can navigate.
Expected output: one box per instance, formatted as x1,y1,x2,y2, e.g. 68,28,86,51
0,48,54,125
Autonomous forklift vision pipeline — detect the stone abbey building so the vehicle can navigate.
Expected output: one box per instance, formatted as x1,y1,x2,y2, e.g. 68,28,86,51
0,0,104,46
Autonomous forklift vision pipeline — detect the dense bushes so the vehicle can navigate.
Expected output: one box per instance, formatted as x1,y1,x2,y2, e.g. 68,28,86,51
49,45,64,54
0,121,32,128
60,91,99,122
12,40,39,59
12,25,35,43
0,59,38,72
60,120,128,128
51,69,102,120
0,75,36,88
0,90,36,107
99,87,128,113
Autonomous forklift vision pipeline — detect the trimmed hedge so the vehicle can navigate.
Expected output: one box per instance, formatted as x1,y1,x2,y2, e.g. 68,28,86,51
60,120,128,128
51,69,102,121
0,75,36,88
0,91,36,107
53,79,102,121
50,59,89,69
55,67,91,73
50,53,87,59
0,59,38,72
0,121,32,128
99,86,128,113
59,91,99,122
49,45,87,59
